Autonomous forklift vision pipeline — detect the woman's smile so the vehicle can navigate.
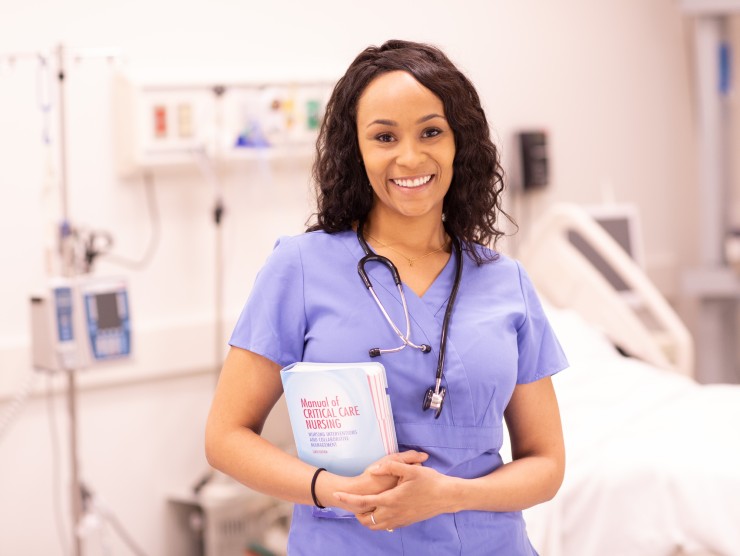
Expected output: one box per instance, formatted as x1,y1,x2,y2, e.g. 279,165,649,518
356,70,455,221
391,174,435,188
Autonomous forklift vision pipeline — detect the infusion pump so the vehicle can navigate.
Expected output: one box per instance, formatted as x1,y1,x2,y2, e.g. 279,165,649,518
30,276,132,372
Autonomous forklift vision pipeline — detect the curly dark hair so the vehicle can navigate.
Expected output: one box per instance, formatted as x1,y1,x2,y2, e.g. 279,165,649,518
307,39,511,264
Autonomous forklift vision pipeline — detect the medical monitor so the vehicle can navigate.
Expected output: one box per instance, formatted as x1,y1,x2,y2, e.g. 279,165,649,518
30,276,132,372
566,204,645,303
94,292,123,330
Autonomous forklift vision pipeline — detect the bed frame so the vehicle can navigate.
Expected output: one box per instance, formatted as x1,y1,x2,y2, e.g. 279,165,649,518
518,203,694,378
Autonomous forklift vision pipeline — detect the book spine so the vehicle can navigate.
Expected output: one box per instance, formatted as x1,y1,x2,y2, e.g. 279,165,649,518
369,372,398,455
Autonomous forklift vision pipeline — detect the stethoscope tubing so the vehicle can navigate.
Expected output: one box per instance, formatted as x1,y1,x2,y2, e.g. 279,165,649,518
358,254,429,355
366,282,415,354
356,220,463,386
436,233,463,387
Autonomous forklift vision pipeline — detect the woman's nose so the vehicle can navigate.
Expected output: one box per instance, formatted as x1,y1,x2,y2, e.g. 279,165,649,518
395,139,425,168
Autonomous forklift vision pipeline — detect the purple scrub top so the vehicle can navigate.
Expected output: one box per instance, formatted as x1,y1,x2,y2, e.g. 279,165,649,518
230,230,568,555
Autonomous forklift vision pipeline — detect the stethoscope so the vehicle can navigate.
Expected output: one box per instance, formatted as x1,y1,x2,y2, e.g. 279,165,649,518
356,220,463,418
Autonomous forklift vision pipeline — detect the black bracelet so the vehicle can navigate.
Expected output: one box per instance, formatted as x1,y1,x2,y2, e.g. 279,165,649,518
311,467,327,509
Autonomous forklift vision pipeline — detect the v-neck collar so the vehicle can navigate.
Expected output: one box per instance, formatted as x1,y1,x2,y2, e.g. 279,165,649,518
338,229,476,426
341,229,459,318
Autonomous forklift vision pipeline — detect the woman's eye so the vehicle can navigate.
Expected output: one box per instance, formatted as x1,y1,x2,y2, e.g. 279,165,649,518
376,133,395,143
423,128,442,138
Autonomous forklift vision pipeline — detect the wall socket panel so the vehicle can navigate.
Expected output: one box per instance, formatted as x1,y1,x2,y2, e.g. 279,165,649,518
113,72,334,176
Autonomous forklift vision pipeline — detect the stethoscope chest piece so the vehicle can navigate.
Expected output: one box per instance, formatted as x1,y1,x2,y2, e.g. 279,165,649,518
423,386,446,419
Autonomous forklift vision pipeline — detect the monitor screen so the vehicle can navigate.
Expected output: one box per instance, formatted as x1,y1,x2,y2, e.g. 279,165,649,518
95,292,121,329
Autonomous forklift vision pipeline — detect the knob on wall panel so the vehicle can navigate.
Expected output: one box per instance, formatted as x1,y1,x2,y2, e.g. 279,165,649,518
518,131,549,190
112,71,335,176
113,72,217,176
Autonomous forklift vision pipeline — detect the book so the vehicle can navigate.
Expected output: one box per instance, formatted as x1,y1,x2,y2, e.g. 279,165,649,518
280,361,398,478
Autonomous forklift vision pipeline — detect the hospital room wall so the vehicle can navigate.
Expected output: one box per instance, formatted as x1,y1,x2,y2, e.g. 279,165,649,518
0,1,698,554
732,18,740,232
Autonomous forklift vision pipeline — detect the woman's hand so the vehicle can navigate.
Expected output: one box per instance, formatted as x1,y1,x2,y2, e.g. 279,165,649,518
355,450,429,493
333,456,456,531
320,450,428,512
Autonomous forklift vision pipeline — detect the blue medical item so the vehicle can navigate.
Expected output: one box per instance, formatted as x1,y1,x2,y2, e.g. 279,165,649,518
356,220,462,418
30,277,131,371
719,42,731,95
229,230,568,555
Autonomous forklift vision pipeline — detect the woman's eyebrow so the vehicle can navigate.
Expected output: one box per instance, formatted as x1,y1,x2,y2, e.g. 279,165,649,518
416,113,446,124
366,113,446,128
366,118,397,128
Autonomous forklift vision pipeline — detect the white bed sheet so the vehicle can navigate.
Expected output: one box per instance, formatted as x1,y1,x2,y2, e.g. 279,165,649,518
519,305,740,556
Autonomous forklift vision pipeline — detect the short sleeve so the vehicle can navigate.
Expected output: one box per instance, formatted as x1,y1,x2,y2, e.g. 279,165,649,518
515,261,569,383
229,236,307,367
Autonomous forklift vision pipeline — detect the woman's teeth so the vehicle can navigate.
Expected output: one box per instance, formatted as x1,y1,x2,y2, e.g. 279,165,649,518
392,175,433,188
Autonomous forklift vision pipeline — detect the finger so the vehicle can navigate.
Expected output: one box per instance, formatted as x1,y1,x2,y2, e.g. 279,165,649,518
392,450,429,464
352,508,375,529
333,491,379,513
370,451,427,474
370,513,398,532
370,459,415,478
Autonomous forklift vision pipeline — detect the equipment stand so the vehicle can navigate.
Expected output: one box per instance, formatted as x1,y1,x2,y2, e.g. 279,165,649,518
67,370,84,556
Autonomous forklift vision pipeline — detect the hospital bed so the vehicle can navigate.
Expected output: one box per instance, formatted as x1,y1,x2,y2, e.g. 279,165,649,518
512,203,740,556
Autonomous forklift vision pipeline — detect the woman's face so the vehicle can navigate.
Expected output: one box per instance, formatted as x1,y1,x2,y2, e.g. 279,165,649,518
356,71,455,222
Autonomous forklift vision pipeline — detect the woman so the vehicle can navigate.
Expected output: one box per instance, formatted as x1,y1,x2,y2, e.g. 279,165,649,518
205,39,567,555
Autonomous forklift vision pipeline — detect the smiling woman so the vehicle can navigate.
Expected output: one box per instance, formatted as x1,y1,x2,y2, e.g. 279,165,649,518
309,40,506,266
354,72,457,297
205,39,569,556
357,70,456,241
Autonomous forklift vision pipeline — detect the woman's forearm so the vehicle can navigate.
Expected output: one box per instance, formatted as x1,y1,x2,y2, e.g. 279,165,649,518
445,455,564,513
205,422,417,509
205,423,321,506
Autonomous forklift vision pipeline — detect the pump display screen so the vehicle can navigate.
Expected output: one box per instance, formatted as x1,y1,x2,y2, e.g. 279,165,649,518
95,292,122,330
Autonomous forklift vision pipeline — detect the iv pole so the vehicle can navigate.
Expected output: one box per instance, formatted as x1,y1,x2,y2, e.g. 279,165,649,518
54,42,85,556
2,42,148,556
54,43,142,556
0,43,83,556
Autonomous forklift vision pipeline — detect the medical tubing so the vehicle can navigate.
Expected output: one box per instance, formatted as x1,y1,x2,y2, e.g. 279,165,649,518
398,286,431,352
435,235,463,383
46,374,71,556
90,493,150,556
366,287,407,356
367,287,407,341
399,284,413,339
100,171,161,271
0,371,37,444
357,220,436,355
360,257,428,355
358,253,403,286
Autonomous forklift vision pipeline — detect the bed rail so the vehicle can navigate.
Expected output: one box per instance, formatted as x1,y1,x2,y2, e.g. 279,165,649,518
518,203,694,377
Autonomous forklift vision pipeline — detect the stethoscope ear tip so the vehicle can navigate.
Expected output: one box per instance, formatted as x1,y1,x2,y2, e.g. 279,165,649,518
421,344,432,353
369,348,382,358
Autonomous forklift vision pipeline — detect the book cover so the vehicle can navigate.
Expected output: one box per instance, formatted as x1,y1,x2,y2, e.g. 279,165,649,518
280,361,398,478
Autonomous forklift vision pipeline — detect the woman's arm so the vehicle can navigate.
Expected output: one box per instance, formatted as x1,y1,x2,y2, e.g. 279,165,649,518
205,346,427,508
454,375,565,510
334,376,565,530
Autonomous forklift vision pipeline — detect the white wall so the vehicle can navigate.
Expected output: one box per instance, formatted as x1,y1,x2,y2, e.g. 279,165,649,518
0,1,698,554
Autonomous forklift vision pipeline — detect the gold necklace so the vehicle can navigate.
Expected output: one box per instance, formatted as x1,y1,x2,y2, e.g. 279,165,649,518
366,233,448,267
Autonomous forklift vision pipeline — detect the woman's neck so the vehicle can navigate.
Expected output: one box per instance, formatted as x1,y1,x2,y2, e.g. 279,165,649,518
363,212,448,254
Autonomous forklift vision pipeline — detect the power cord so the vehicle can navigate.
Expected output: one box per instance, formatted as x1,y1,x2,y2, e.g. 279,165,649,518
45,372,71,556
45,372,151,556
84,170,161,272
80,484,150,556
0,371,37,444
